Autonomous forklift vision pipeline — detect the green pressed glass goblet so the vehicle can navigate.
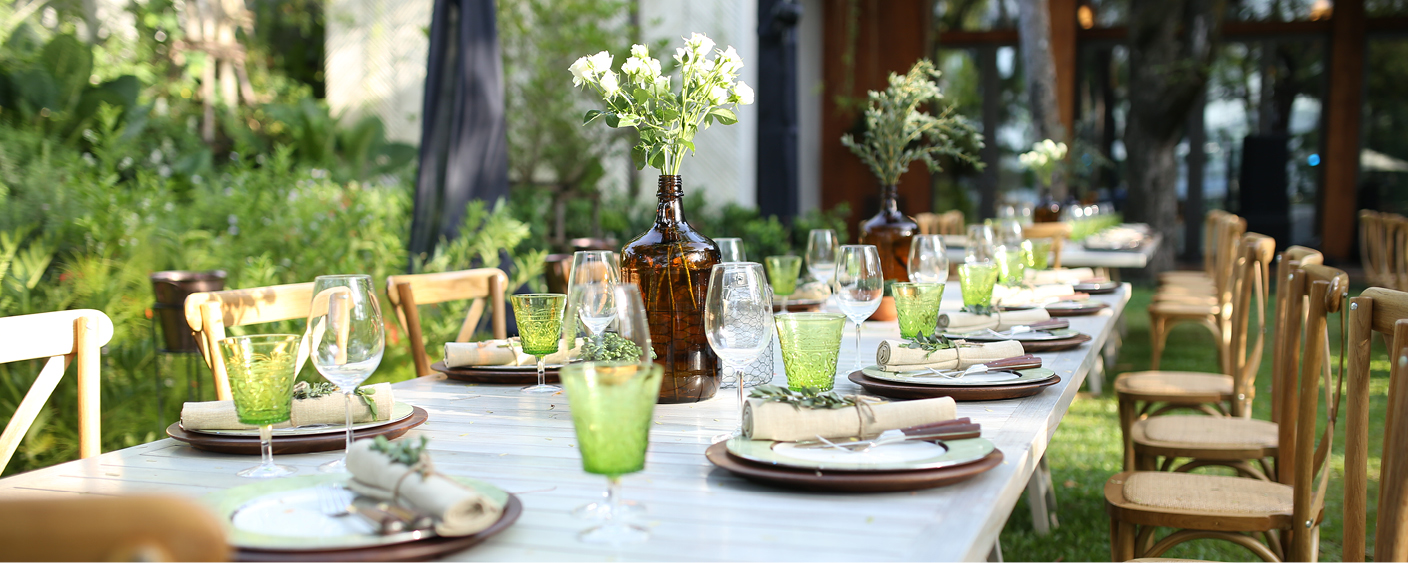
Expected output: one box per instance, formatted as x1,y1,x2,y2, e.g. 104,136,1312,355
994,244,1027,287
774,312,846,391
1026,238,1052,271
220,334,301,479
892,282,945,338
560,361,665,544
511,293,567,394
960,261,1000,309
764,255,802,312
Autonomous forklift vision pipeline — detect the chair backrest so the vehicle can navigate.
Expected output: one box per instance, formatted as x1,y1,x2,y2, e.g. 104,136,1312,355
1200,209,1230,275
385,268,508,377
0,495,228,561
1359,210,1387,286
1281,263,1350,561
1270,246,1323,426
1210,214,1249,300
1222,233,1276,409
1391,214,1408,291
184,282,315,400
914,212,940,235
938,210,965,235
1344,286,1408,562
0,310,114,472
1023,222,1073,269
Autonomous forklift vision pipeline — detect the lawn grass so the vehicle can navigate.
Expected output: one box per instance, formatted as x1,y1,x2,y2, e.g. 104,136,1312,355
999,282,1394,562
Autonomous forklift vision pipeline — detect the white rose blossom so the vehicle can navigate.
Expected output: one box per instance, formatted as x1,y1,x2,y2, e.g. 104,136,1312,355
599,71,621,98
733,81,754,105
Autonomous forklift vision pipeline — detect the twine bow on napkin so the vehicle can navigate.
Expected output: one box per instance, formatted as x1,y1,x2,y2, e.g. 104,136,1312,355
346,438,504,537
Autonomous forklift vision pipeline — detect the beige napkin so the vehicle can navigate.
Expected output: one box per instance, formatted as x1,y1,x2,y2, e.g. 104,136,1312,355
180,382,394,430
938,308,1051,332
744,396,957,442
345,440,504,537
1026,268,1096,285
876,340,1025,371
994,284,1075,306
443,338,582,367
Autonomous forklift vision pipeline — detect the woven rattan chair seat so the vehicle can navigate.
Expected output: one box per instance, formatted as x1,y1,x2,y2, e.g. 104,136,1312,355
1149,301,1222,316
1136,415,1278,449
1122,472,1292,516
1115,372,1233,397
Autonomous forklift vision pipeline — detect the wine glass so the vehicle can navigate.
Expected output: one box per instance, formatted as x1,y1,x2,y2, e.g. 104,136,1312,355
834,245,883,372
704,262,773,442
568,251,620,288
994,244,1027,287
805,229,838,284
566,251,619,343
570,284,651,521
716,238,747,263
908,234,949,283
763,255,802,312
307,274,385,473
966,223,995,263
959,261,1000,309
220,334,301,478
510,294,567,394
997,218,1024,246
560,361,664,544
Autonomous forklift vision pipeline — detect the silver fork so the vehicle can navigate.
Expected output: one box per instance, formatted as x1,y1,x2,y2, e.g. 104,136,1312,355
914,364,992,379
317,484,355,518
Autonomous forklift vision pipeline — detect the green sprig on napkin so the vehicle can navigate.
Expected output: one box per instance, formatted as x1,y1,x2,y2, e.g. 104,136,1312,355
369,435,429,466
291,381,380,420
749,385,857,410
900,333,964,358
578,332,656,362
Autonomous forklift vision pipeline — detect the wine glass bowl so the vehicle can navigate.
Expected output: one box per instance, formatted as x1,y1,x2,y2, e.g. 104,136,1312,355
221,334,302,478
965,224,995,263
715,238,747,263
511,293,567,394
994,244,1027,287
704,262,773,441
908,234,949,283
834,245,883,372
805,229,838,284
763,255,802,312
307,274,385,473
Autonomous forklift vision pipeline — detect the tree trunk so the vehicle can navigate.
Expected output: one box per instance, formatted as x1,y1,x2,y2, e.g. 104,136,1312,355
1017,0,1068,200
1125,0,1225,274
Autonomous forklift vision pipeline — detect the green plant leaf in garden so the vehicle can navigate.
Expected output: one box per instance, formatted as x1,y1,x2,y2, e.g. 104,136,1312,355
583,109,604,125
708,107,737,125
40,35,92,112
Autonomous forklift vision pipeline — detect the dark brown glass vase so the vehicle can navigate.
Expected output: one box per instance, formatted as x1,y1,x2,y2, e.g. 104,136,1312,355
620,175,721,403
859,184,917,283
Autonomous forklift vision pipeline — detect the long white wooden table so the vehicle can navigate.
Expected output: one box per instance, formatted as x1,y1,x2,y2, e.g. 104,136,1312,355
0,283,1131,561
944,234,1163,269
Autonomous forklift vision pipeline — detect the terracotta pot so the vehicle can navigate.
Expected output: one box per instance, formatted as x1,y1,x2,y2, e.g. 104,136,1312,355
869,296,898,321
151,270,227,353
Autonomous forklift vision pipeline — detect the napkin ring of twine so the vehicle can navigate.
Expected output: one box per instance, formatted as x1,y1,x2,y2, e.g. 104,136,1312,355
850,395,887,439
389,455,470,505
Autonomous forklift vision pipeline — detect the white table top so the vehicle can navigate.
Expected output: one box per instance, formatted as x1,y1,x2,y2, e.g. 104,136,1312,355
0,283,1131,562
944,234,1163,269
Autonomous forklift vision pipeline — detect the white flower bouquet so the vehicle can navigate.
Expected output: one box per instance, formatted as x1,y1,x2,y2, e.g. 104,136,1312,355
570,33,753,176
1019,139,1068,189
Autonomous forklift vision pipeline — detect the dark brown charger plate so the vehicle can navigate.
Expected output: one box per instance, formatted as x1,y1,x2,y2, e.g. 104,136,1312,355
431,361,560,384
167,407,428,455
1072,282,1120,295
847,371,1061,401
1045,301,1110,317
1018,333,1092,352
706,441,1003,492
236,494,522,562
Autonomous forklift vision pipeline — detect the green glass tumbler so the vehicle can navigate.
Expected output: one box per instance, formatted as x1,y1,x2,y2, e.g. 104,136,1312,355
959,261,1000,308
892,282,945,338
774,312,846,391
995,244,1027,287
560,361,665,544
764,255,802,312
1026,238,1052,271
219,334,301,478
510,293,567,394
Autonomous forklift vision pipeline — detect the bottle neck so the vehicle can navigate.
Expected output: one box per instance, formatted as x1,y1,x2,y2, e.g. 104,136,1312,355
656,175,685,224
880,185,899,214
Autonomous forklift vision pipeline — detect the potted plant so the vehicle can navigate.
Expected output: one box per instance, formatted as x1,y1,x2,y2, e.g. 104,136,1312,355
572,34,754,403
841,59,982,320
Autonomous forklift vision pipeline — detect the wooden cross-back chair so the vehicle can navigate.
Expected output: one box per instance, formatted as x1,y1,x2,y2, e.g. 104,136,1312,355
385,268,508,377
1154,212,1243,302
0,309,113,473
0,495,228,561
1359,210,1391,288
1022,222,1073,269
915,212,940,235
1148,219,1257,371
1160,209,1231,287
1390,214,1408,291
185,282,315,400
1107,261,1348,561
1113,238,1292,471
1344,286,1408,562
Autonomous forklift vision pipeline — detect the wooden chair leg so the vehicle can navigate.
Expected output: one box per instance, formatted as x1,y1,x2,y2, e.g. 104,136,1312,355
1150,314,1168,370
1110,518,1136,561
1119,396,1138,471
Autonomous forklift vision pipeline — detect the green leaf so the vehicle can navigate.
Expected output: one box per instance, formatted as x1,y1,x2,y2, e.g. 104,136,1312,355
633,88,649,104
40,35,93,111
658,106,679,121
631,145,648,169
649,149,666,169
708,107,738,125
583,109,605,125
605,113,620,128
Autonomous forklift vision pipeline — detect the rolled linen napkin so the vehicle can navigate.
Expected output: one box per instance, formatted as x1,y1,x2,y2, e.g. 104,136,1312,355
346,439,504,537
993,284,1075,306
876,339,1025,371
1026,268,1096,286
180,382,394,430
443,338,582,367
743,396,957,442
938,308,1051,332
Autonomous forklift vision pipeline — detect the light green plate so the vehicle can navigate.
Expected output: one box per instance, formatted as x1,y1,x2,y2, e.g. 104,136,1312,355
184,401,415,437
204,473,508,551
726,436,995,472
862,366,1057,387
941,328,1079,342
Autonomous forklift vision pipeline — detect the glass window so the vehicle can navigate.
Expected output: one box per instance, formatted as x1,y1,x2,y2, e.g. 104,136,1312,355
1362,38,1408,215
933,0,1019,31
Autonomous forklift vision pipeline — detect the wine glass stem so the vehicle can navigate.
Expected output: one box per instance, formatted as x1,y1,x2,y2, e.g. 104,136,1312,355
259,424,274,468
343,391,354,454
605,477,622,521
729,361,745,434
780,296,788,312
853,320,864,372
537,356,546,387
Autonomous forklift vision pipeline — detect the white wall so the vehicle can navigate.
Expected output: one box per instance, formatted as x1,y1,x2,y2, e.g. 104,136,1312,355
325,0,433,143
797,0,824,214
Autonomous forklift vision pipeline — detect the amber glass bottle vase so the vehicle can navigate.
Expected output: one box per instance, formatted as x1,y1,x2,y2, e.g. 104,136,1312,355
620,175,722,403
859,184,918,283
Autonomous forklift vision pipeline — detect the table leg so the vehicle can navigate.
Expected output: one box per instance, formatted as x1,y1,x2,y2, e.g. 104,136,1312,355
987,536,1004,562
1025,455,1059,535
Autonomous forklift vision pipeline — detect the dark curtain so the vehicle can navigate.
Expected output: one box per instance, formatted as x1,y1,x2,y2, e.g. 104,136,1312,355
756,0,802,218
409,0,510,264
